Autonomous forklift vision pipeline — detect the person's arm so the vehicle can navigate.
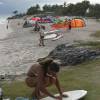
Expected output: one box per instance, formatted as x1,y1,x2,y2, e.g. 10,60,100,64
55,76,68,98
46,73,62,95
55,75,62,96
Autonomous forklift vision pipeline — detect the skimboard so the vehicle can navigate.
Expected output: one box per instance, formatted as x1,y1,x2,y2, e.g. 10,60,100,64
52,34,63,41
44,34,57,40
44,30,59,35
15,97,29,100
41,90,87,100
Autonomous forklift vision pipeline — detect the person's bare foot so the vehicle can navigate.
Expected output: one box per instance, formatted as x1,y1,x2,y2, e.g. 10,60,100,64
39,44,41,46
62,94,68,98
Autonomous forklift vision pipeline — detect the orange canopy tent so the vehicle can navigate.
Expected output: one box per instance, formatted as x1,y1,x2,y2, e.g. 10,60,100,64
71,19,86,28
51,19,86,29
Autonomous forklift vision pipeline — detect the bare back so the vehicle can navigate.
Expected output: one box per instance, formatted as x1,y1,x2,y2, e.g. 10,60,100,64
27,64,41,77
26,63,54,88
26,64,42,87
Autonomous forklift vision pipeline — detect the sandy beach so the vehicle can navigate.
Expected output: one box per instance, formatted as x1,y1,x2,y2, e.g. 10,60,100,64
0,18,100,75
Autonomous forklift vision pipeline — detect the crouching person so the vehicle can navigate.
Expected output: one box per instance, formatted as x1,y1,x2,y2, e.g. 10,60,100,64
25,58,67,100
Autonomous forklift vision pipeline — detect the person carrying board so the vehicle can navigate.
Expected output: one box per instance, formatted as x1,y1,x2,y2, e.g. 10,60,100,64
39,25,45,46
25,58,67,100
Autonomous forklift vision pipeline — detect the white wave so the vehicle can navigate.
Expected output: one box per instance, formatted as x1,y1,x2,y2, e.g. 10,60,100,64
0,16,13,39
0,16,8,24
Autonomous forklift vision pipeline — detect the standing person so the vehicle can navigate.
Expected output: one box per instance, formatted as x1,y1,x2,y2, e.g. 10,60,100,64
34,21,40,32
39,25,45,46
68,19,71,31
6,24,8,29
25,58,67,100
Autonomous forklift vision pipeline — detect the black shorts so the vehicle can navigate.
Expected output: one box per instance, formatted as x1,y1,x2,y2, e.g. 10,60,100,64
41,36,44,39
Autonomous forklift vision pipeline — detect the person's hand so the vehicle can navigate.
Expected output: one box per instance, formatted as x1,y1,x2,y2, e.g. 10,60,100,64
54,94,68,100
62,94,68,98
55,96,62,100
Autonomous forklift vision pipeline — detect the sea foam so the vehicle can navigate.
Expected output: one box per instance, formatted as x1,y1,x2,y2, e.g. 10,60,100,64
0,16,13,39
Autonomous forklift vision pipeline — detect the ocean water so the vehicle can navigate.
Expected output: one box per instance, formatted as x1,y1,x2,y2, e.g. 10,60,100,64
0,15,12,39
0,16,8,24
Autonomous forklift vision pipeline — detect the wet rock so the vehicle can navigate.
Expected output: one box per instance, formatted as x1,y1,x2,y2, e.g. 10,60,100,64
47,44,100,66
0,72,26,81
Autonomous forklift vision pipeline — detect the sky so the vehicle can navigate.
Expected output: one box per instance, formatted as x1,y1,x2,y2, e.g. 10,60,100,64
0,0,100,15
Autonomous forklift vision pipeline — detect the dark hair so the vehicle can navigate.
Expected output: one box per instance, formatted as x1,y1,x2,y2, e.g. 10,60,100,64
38,58,53,65
38,58,53,76
38,58,60,76
49,62,60,73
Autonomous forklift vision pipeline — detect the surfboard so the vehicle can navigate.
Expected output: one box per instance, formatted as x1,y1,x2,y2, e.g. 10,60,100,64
41,90,87,100
52,34,63,41
44,34,57,40
44,30,60,35
3,99,10,100
15,97,29,100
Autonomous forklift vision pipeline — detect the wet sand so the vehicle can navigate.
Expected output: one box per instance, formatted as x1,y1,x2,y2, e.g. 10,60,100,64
0,18,100,75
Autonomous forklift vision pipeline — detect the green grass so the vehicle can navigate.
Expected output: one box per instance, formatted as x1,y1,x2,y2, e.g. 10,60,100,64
1,81,33,100
96,19,100,22
74,40,100,49
1,59,100,100
91,30,100,38
59,59,100,100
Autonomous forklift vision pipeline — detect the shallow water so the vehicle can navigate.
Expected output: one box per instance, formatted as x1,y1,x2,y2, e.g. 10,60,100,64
0,16,13,39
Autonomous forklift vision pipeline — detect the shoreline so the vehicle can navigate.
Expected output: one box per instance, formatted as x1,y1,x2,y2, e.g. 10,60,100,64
0,22,13,40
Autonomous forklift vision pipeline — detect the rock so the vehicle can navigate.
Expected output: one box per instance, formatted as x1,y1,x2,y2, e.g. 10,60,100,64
47,44,100,66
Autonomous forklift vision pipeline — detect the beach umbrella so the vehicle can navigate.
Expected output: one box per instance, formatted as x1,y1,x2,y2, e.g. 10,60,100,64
38,18,52,23
31,17,40,21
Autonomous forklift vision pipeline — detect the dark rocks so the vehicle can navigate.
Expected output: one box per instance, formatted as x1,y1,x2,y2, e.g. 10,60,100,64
0,73,26,81
0,74,16,81
47,44,100,66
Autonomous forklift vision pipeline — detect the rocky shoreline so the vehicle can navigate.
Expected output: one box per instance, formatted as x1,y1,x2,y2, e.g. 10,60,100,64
1,43,100,81
47,44,100,66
